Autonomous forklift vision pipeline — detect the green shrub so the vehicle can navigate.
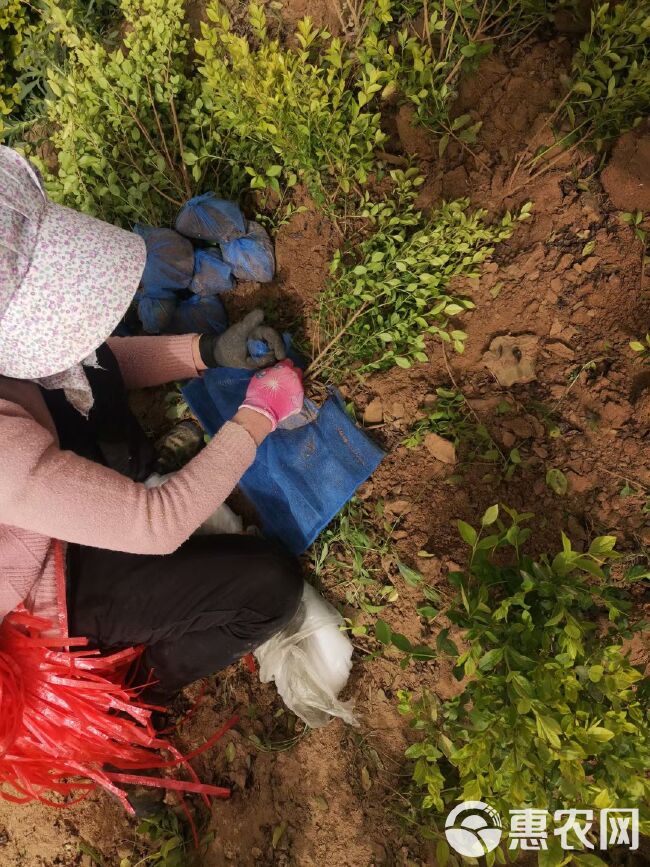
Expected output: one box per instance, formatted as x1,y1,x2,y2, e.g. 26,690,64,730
194,0,574,195
29,0,583,225
561,1,650,149
312,172,531,379
35,0,200,225
28,0,614,228
358,0,491,148
29,0,398,224
361,0,646,157
34,0,393,221
1,1,120,140
398,505,650,861
195,2,388,205
0,0,30,124
358,0,571,151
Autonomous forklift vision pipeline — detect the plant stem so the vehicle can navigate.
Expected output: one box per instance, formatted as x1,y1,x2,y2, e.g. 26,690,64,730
121,149,183,208
506,132,590,197
163,55,192,200
508,89,574,183
307,301,370,378
440,121,490,172
145,74,176,179
168,91,192,200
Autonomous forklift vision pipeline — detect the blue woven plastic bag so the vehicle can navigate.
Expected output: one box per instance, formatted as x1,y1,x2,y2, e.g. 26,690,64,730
176,193,246,243
190,248,236,296
183,370,384,554
136,288,178,334
221,221,275,283
168,294,229,335
134,225,194,293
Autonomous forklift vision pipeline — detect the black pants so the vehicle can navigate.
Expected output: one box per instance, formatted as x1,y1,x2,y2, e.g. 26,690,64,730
67,534,303,700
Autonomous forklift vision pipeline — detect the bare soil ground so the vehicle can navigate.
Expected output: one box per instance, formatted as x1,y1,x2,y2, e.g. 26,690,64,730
1,13,649,867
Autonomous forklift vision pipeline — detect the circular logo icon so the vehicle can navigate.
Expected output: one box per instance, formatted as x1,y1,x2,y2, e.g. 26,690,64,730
445,800,503,858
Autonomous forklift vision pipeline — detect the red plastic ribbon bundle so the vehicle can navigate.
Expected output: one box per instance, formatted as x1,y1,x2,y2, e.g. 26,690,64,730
0,536,240,847
0,607,237,816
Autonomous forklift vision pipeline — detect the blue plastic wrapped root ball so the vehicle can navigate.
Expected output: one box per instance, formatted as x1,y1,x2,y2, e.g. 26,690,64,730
175,193,246,243
247,338,271,359
220,220,275,283
168,294,229,336
190,248,236,297
134,225,194,293
248,333,299,365
137,292,178,334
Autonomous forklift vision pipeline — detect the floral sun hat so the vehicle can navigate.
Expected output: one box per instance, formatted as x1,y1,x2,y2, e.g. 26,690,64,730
0,146,146,380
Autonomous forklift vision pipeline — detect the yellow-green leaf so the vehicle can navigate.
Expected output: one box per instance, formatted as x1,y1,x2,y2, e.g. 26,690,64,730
546,468,568,495
457,520,477,546
481,504,499,526
272,821,287,849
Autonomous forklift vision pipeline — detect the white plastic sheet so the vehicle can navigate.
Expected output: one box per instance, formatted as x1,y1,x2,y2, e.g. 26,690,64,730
255,582,357,728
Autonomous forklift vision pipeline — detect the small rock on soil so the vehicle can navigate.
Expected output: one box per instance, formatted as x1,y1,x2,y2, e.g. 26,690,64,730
424,433,457,464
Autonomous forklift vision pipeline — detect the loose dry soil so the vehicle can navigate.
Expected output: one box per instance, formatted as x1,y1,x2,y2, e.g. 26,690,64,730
1,9,649,867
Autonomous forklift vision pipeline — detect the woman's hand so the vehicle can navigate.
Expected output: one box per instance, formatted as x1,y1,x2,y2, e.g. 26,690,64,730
238,360,304,432
200,308,286,370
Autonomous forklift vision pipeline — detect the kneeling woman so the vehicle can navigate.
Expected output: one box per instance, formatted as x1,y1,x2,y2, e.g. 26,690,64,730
0,146,304,714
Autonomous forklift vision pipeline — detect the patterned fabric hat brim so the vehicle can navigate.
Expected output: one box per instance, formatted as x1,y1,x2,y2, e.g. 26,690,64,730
0,200,145,379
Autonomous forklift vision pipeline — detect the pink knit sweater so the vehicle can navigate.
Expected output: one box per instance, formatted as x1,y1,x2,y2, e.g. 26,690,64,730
0,335,256,632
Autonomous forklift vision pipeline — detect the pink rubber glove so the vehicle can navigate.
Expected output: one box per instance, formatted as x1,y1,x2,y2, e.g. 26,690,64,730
239,359,304,431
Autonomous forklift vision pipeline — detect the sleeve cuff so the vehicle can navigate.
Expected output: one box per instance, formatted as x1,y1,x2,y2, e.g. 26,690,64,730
192,335,209,372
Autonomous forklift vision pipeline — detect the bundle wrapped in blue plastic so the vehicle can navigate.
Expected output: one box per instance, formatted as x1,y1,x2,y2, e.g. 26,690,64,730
221,220,275,283
190,248,236,296
247,338,271,359
175,193,246,243
183,370,384,554
134,225,194,293
168,294,229,336
136,287,178,334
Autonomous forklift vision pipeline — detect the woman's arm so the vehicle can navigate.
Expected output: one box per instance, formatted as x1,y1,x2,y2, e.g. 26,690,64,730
107,334,205,390
108,309,287,389
0,397,265,555
0,525,49,617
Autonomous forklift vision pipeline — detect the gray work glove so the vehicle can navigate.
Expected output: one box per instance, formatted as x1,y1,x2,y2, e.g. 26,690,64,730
199,308,286,370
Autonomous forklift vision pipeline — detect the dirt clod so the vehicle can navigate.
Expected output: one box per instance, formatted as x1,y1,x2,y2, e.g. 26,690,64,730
395,104,437,160
581,256,600,273
545,339,575,360
386,499,412,516
424,433,457,464
483,334,539,386
601,124,650,213
364,398,384,424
